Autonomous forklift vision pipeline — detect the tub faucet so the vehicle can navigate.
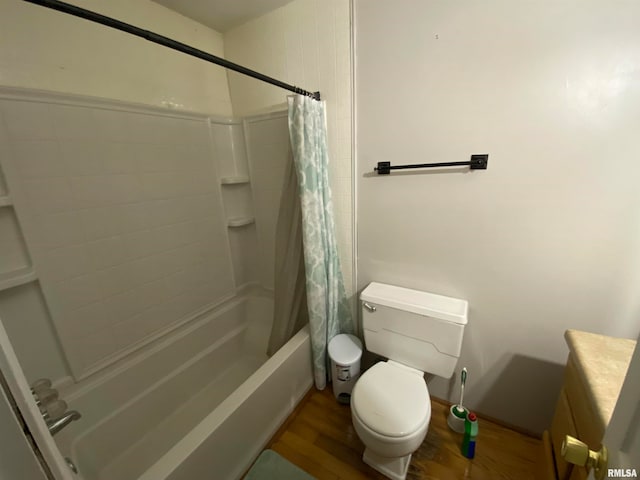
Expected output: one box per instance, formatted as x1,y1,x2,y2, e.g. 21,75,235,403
47,410,81,436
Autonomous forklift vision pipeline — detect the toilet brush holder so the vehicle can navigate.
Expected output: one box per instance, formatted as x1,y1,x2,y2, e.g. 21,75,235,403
447,405,468,433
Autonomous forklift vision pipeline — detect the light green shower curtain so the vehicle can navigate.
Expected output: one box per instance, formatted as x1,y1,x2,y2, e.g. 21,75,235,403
287,95,354,390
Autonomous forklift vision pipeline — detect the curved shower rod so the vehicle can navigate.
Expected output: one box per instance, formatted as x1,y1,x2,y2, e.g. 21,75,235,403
22,0,321,101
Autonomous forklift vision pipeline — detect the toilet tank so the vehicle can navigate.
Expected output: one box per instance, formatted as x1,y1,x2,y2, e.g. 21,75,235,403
360,282,468,378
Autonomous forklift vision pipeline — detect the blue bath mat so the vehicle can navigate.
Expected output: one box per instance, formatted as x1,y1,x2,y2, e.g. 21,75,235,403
245,450,315,480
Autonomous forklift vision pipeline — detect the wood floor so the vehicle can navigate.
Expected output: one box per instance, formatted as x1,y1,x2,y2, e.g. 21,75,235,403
263,387,543,480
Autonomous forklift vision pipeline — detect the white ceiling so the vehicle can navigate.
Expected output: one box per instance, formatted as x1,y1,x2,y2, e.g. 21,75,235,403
152,0,294,33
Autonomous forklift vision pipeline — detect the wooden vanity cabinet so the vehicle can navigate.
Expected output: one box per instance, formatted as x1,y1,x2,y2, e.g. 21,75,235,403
544,354,601,480
541,329,635,480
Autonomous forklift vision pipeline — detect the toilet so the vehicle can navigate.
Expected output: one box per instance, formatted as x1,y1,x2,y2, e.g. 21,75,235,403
351,282,468,480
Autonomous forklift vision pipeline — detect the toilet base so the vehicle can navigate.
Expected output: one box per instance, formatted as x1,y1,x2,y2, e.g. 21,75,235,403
363,448,411,480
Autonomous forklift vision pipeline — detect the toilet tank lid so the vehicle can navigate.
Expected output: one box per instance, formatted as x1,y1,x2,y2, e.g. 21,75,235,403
361,282,468,325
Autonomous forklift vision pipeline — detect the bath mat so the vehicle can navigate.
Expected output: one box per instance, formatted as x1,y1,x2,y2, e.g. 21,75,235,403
245,450,315,480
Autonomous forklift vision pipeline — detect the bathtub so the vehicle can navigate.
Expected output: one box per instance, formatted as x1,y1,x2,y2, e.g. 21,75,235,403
55,292,313,480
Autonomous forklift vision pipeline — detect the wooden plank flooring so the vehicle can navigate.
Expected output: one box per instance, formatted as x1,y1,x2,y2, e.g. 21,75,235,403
262,387,543,480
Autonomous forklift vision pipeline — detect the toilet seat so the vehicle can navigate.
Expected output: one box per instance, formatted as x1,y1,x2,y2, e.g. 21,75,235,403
352,361,430,438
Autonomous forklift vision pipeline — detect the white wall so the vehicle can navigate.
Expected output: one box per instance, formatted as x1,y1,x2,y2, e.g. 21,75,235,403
0,0,232,115
0,94,235,380
224,0,354,297
0,0,235,385
355,0,640,434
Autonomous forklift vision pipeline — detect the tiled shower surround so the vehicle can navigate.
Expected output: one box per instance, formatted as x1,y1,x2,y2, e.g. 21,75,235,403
0,91,277,379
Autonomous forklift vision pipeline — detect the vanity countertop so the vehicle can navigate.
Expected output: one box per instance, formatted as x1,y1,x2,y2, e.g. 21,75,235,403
564,329,636,434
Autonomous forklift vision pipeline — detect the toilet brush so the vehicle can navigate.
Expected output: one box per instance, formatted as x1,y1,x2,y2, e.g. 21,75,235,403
456,368,467,413
447,367,468,433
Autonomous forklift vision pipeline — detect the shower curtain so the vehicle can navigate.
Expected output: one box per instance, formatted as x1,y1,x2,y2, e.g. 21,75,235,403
287,95,354,390
267,153,308,357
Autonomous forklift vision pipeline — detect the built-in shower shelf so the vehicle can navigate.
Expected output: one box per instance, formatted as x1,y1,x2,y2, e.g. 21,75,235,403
220,176,250,185
0,267,38,291
0,195,13,207
227,217,255,228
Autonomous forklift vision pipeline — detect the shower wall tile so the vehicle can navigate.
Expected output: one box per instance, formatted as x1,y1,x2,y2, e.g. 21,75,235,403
92,109,132,143
51,105,98,141
50,272,106,312
117,204,150,234
85,237,127,271
32,212,85,250
224,0,354,296
23,177,74,214
70,175,142,208
62,302,111,340
131,279,170,314
12,140,65,179
135,144,176,173
140,172,181,200
0,97,235,378
99,264,136,298
40,244,91,282
74,329,117,373
0,101,57,140
79,206,122,241
104,290,146,325
59,141,105,176
128,254,169,287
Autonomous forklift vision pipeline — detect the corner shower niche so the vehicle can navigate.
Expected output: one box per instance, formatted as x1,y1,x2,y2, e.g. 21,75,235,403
210,119,260,288
0,169,36,291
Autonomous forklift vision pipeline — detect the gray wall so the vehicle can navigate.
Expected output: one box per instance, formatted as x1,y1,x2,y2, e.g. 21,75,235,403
355,0,640,434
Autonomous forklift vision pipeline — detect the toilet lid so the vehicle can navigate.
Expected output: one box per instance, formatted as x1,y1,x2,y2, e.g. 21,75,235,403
352,362,430,438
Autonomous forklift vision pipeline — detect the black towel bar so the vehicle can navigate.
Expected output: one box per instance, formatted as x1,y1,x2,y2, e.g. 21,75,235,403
374,154,488,174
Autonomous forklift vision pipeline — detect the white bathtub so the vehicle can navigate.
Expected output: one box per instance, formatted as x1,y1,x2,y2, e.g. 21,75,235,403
55,292,312,480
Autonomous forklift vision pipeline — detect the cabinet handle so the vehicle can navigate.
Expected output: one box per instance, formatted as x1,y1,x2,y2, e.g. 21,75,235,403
561,435,608,480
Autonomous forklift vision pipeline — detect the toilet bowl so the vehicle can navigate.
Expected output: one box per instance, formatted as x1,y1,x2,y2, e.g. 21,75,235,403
354,282,468,480
351,361,430,480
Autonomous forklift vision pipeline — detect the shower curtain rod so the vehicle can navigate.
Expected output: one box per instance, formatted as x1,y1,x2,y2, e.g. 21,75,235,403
23,0,321,101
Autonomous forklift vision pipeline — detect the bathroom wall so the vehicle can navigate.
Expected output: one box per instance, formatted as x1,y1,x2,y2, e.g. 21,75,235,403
0,0,232,114
355,0,640,434
223,0,354,297
0,0,235,385
0,94,235,380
